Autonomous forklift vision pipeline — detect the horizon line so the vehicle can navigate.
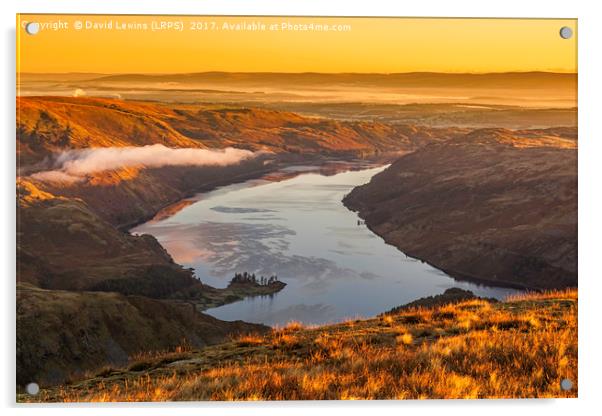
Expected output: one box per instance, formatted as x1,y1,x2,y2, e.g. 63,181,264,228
19,70,578,76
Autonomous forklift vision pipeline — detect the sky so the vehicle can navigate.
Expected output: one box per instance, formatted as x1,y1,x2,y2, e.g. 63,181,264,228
17,15,577,74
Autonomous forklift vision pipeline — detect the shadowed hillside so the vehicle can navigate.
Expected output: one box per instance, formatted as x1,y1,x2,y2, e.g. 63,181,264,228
17,179,197,292
344,127,577,289
16,284,268,387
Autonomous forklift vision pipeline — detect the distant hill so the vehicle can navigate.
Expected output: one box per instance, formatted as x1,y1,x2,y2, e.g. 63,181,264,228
87,71,576,90
18,71,577,110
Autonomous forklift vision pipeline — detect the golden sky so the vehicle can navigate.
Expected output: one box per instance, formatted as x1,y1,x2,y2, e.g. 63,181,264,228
17,15,577,74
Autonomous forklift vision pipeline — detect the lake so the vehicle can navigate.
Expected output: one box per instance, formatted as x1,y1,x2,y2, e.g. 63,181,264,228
132,163,519,326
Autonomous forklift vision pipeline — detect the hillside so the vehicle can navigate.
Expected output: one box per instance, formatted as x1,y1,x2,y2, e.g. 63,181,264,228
20,289,577,401
17,179,197,292
17,97,204,166
16,180,280,387
17,96,467,227
16,284,268,387
17,96,464,166
344,127,577,289
27,158,275,229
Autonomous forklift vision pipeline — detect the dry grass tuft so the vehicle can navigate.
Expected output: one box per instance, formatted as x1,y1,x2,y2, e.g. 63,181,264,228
234,334,265,347
505,288,577,302
282,321,305,332
396,333,414,345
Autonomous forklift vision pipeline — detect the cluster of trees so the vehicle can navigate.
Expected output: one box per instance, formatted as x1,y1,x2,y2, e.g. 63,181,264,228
230,272,279,286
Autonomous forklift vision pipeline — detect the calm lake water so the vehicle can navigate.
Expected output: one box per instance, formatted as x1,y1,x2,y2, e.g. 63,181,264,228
132,163,519,326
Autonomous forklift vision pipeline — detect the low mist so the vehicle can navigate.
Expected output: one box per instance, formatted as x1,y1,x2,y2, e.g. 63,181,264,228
31,144,256,183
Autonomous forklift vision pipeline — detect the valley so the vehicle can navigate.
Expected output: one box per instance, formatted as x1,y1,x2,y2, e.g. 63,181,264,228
18,96,442,386
13,9,580,402
16,73,577,397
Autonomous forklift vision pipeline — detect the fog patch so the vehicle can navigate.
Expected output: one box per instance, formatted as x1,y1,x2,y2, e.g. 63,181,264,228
31,144,256,183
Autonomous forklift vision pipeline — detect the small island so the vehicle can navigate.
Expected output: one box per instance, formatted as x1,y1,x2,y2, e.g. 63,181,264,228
176,272,287,311
228,272,286,293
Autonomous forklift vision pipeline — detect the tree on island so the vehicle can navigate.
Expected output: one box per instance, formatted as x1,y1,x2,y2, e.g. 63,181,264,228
231,272,279,286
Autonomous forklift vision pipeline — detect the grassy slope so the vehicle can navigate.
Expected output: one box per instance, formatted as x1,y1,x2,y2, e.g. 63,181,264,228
22,290,577,401
17,97,204,166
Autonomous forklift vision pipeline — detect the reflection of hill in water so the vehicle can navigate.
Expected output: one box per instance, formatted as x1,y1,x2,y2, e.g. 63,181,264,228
133,166,519,326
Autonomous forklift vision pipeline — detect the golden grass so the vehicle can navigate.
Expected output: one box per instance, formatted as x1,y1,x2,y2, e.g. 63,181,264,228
234,334,265,347
396,333,414,345
282,321,305,332
505,287,578,302
23,289,577,402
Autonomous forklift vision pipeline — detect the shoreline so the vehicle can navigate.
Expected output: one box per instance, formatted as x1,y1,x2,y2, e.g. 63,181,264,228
135,156,528,321
176,280,288,312
354,214,537,292
122,155,399,315
120,154,399,232
341,142,577,291
118,164,279,232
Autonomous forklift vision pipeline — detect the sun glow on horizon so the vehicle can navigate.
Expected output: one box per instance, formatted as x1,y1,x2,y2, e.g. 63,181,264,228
17,15,577,74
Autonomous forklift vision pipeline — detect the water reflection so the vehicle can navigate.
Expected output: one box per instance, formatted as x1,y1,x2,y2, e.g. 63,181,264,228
132,163,520,326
